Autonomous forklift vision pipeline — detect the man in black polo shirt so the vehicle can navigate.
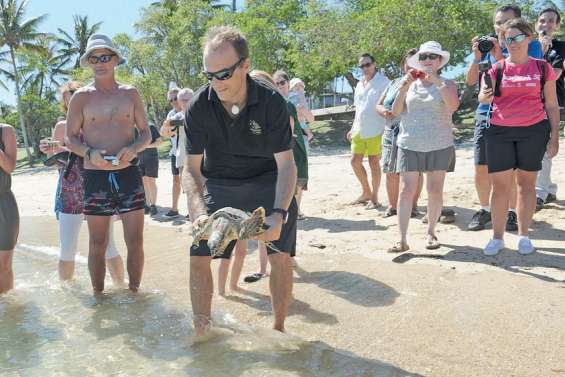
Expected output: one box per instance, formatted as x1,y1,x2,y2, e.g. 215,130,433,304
183,26,298,336
536,7,564,209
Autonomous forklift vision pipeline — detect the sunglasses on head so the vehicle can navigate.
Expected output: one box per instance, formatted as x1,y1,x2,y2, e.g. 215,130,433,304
359,62,373,69
505,33,527,45
418,53,441,61
275,79,287,86
87,54,116,65
203,57,245,81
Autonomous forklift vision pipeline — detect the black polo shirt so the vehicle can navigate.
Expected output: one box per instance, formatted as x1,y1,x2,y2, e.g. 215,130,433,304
546,39,565,107
185,76,292,183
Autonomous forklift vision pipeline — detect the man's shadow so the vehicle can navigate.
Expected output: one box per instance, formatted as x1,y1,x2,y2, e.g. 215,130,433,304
293,265,400,307
225,288,339,325
186,335,423,377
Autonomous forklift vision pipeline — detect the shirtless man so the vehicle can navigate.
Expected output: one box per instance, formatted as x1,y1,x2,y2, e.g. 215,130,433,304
65,34,150,294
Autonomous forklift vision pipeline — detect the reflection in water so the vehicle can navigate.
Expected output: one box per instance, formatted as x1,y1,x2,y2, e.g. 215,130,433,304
0,248,420,376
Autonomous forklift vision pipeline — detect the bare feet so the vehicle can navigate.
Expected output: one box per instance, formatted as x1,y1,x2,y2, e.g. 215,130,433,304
387,242,410,253
348,194,371,205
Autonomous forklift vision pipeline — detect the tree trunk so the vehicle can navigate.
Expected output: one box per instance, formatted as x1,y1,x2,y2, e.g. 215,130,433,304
344,71,358,91
10,47,33,166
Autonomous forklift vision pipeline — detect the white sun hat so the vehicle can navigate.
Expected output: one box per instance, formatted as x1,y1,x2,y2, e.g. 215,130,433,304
407,41,450,71
79,34,125,68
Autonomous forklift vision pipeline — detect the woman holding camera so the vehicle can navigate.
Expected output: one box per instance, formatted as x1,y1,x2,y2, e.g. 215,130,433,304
389,41,459,252
479,18,559,256
40,81,125,284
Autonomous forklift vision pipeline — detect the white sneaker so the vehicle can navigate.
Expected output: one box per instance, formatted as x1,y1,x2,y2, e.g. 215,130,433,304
484,239,504,256
517,237,535,255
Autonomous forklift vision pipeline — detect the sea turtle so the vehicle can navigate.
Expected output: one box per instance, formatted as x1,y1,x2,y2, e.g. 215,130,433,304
192,207,280,257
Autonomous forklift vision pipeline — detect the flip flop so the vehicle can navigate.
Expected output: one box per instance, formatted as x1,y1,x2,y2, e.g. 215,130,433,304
383,207,397,217
411,208,420,218
348,197,370,206
387,242,410,253
244,273,266,283
426,236,441,250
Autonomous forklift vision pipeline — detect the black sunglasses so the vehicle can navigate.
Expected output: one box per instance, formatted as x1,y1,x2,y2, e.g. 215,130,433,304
275,79,287,86
87,54,116,65
359,62,373,69
203,58,245,81
169,97,177,102
418,53,441,61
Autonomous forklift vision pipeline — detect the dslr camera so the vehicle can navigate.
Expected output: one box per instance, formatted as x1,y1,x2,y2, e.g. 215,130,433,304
477,36,494,54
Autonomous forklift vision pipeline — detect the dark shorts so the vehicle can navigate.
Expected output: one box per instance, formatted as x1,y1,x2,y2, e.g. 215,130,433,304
484,120,550,174
0,190,19,250
139,149,159,178
170,155,179,176
83,165,146,216
474,121,488,165
190,179,298,259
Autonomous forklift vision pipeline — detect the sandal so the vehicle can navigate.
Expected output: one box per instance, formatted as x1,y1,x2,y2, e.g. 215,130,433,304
348,196,370,205
411,208,420,218
387,242,410,253
426,236,441,250
384,207,397,217
244,273,266,283
365,201,382,210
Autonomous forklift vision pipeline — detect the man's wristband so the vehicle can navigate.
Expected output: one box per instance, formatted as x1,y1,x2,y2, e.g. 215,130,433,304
272,208,288,223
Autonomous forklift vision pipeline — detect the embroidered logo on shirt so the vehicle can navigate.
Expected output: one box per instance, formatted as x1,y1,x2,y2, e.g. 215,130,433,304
249,120,262,135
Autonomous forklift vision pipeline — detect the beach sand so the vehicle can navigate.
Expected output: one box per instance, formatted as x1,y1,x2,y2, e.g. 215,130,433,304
11,143,565,376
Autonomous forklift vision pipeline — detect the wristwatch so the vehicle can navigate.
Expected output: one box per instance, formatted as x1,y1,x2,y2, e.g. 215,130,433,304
271,208,288,223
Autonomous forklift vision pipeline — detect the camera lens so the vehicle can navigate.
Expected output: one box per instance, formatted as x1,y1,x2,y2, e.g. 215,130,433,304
478,36,494,54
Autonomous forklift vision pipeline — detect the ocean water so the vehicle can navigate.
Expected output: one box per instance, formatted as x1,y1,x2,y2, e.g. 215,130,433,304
0,246,417,377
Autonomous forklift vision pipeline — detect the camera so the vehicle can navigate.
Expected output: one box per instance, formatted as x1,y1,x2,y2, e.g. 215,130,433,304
170,119,184,132
410,70,426,80
477,36,494,54
478,61,493,89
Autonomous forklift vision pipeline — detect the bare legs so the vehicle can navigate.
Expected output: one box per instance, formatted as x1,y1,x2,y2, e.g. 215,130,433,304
142,176,158,207
218,241,247,295
268,252,293,332
0,250,14,294
172,174,181,213
386,173,423,210
350,154,381,205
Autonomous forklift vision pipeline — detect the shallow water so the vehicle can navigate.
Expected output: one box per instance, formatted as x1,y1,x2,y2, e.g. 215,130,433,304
1,246,419,377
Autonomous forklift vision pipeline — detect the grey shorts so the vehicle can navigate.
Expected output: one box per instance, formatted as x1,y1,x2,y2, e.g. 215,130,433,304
381,125,399,174
396,146,455,173
190,179,298,259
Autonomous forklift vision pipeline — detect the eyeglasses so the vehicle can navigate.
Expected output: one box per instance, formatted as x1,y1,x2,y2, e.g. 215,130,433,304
169,97,177,102
87,54,116,65
505,34,527,45
358,62,373,69
275,79,287,86
418,53,441,61
178,97,191,102
203,58,245,81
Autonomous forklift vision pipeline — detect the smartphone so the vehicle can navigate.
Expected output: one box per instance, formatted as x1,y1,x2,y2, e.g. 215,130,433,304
478,61,493,90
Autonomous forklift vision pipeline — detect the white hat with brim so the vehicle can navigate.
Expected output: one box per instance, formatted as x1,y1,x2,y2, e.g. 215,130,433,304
407,41,450,71
79,34,125,68
289,78,305,90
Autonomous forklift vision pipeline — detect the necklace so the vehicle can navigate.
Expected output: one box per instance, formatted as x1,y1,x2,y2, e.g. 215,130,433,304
231,104,240,115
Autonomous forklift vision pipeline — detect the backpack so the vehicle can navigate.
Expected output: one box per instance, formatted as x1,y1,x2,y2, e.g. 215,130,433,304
493,59,547,101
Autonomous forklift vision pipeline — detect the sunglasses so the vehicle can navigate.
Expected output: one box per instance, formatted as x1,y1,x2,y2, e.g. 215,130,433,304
169,97,177,102
203,58,244,81
418,53,441,61
87,54,116,65
505,34,527,45
275,79,287,86
359,62,373,69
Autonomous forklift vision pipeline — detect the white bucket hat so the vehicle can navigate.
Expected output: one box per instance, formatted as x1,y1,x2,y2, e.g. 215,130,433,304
407,41,450,71
289,78,305,90
79,34,125,68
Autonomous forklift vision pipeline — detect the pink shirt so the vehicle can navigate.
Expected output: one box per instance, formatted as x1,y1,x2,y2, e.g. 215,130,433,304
488,57,556,127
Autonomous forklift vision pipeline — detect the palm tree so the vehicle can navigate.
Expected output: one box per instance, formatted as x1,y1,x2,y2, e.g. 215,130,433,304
19,35,69,98
57,15,102,69
0,0,46,164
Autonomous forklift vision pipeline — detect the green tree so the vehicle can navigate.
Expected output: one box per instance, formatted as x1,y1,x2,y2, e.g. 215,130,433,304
0,0,46,164
57,15,103,68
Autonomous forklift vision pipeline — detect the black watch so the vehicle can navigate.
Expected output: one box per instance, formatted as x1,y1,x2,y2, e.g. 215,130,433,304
271,208,288,223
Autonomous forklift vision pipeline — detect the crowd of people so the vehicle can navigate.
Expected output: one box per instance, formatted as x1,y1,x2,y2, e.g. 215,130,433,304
0,4,562,339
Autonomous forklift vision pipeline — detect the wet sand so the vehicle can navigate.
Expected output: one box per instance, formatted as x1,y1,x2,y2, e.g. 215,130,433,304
11,143,565,376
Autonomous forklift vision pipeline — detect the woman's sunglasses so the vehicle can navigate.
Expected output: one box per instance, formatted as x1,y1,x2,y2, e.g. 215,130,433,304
203,58,244,81
418,53,441,61
505,34,527,45
87,54,116,65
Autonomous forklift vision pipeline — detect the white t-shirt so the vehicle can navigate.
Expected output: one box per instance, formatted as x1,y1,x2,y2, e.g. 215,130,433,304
175,126,186,168
352,72,389,139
